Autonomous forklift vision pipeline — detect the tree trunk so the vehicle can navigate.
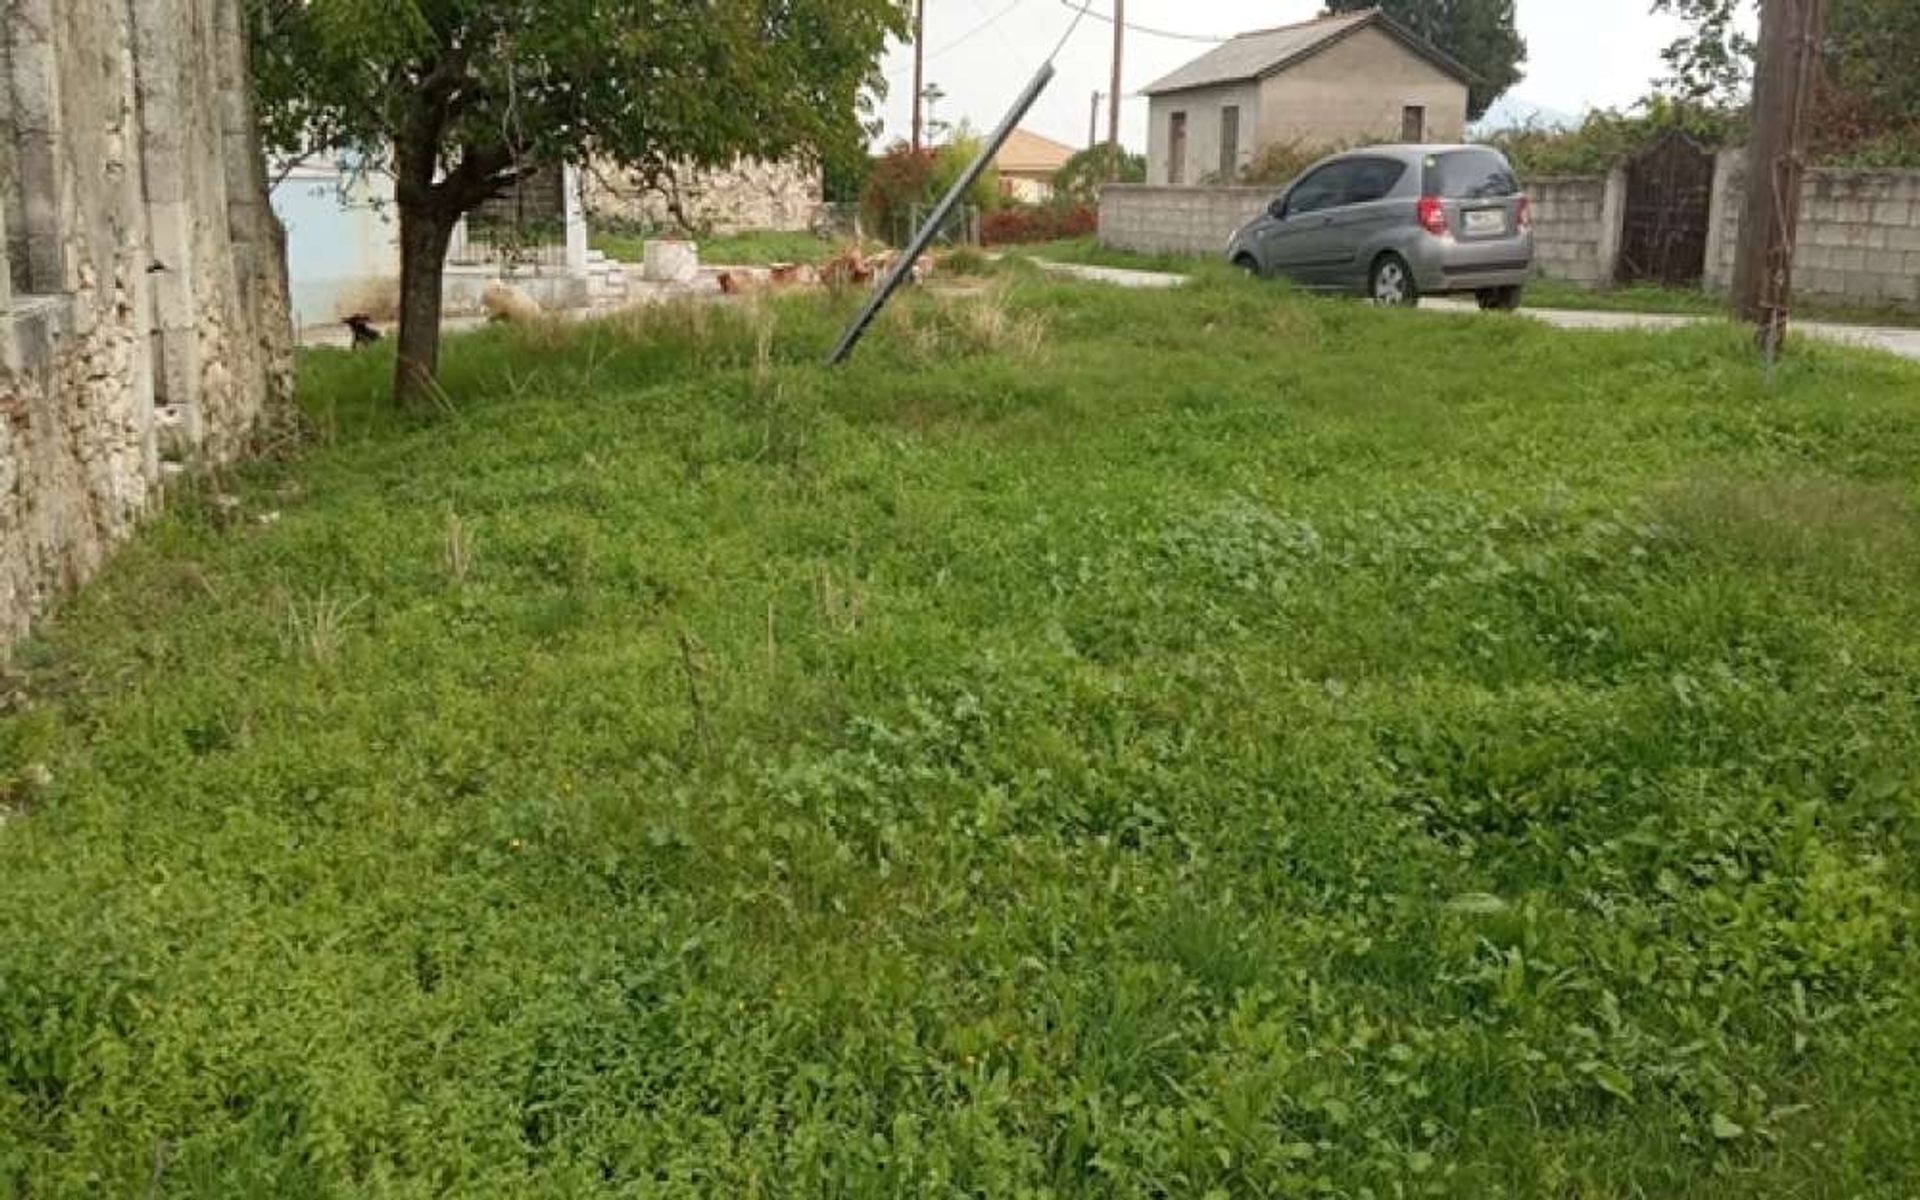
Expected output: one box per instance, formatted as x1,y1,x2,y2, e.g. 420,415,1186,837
394,200,455,408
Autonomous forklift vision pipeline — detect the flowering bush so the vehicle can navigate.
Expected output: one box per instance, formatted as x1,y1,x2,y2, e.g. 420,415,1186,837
981,203,1098,246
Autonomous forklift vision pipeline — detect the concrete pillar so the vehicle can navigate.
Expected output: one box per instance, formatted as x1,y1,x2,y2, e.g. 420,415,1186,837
7,0,68,293
128,0,203,453
1702,148,1743,291
1597,167,1628,285
563,162,589,274
111,0,160,482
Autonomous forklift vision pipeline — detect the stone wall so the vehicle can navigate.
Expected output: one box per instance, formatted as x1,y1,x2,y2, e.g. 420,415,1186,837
583,158,822,235
1530,173,1625,286
1,0,291,657
1705,151,1920,306
1099,185,1273,257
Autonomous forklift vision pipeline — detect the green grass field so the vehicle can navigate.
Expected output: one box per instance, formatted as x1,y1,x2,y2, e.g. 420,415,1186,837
5,275,1920,1196
1522,277,1920,331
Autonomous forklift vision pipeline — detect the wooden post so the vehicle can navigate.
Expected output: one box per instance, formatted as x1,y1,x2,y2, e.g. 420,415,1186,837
1732,0,1825,351
1107,0,1124,178
911,0,926,153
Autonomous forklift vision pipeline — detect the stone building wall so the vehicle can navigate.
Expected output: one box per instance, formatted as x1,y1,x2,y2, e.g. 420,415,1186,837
1,0,291,656
583,158,823,235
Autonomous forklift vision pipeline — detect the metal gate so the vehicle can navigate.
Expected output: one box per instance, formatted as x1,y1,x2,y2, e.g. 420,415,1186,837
1617,132,1716,287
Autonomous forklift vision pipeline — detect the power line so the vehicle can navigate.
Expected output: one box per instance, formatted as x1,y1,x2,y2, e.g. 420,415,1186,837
968,0,1023,56
1053,0,1229,44
888,0,1029,79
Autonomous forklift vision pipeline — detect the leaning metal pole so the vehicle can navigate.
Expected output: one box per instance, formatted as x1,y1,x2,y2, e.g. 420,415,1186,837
827,61,1057,366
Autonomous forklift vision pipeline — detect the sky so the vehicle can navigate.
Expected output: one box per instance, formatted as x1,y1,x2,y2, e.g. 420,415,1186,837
872,0,1716,152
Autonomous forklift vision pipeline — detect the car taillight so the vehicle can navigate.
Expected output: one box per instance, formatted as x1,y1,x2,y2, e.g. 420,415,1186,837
1516,194,1533,233
1417,195,1448,237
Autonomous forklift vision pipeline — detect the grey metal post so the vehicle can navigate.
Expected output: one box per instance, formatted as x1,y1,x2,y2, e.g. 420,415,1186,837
827,61,1056,366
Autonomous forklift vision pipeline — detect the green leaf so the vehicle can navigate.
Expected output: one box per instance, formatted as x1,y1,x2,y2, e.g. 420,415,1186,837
1585,1061,1636,1102
1446,892,1510,915
1711,1113,1745,1141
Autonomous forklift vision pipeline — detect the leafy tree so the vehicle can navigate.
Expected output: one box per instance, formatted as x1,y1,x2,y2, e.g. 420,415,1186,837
860,144,935,243
1324,0,1526,121
1651,0,1920,161
1822,0,1920,126
249,0,907,404
1051,144,1145,204
859,133,1000,246
926,125,1002,216
1649,0,1752,105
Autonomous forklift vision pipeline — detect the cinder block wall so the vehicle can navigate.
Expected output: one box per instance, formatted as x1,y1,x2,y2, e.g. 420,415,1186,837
1101,178,1626,282
1529,175,1621,285
1098,185,1279,257
1705,150,1920,306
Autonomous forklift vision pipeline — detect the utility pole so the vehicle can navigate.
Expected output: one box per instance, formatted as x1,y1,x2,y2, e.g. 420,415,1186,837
1732,0,1825,355
1107,0,1125,178
911,0,926,153
1089,91,1104,150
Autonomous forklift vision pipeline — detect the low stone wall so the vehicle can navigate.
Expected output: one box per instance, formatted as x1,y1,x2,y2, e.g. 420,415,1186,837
1530,173,1624,286
1,0,291,657
584,159,822,235
1098,185,1271,257
1705,152,1920,306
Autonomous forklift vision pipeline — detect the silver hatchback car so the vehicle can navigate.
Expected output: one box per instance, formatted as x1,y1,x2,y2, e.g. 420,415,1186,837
1226,145,1534,309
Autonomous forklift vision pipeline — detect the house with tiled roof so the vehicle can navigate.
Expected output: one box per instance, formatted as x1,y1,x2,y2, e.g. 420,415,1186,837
995,128,1079,203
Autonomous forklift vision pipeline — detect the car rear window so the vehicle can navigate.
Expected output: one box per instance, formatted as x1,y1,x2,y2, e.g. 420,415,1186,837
1345,158,1408,204
1423,149,1519,199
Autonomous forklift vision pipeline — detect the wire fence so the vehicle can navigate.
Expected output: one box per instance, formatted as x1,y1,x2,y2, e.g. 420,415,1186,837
446,220,570,269
884,203,983,249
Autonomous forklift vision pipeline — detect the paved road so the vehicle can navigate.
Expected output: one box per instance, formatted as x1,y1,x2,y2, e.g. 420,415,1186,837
1032,260,1189,290
1033,260,1920,362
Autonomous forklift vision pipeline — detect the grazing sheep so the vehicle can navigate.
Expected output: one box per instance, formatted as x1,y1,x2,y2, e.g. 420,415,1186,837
481,280,541,323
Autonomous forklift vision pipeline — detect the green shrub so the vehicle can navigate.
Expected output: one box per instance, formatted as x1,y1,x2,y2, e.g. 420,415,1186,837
1052,144,1146,203
1487,97,1745,177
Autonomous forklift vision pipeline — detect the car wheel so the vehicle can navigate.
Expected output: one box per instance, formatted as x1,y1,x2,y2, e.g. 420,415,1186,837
1234,254,1261,278
1477,285,1523,311
1369,254,1417,307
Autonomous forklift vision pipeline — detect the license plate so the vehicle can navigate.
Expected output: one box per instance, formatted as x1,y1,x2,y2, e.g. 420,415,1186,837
1465,209,1507,235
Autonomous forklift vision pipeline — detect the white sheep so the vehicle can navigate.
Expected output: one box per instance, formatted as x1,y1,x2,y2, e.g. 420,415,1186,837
481,280,542,323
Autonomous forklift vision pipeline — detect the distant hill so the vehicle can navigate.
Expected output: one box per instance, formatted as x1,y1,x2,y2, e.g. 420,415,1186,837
1472,95,1579,135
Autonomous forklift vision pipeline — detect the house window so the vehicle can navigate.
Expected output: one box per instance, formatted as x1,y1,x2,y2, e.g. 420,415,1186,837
1402,105,1426,143
1219,106,1240,180
1168,112,1188,185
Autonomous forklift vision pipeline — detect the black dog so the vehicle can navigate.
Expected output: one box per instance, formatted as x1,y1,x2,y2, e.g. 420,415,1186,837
344,314,382,349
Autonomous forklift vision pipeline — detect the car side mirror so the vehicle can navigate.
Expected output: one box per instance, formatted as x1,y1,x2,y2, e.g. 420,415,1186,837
1268,197,1288,220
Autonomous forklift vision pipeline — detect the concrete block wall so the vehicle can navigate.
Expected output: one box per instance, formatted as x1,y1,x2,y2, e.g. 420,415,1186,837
1098,185,1275,257
1705,150,1920,306
1101,177,1630,283
1529,173,1625,285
